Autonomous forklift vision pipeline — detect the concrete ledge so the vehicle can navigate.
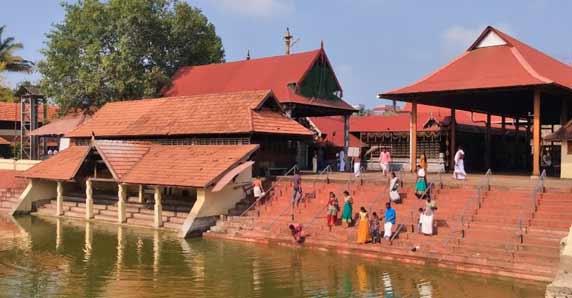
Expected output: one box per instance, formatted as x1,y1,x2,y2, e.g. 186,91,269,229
546,225,572,298
0,159,40,171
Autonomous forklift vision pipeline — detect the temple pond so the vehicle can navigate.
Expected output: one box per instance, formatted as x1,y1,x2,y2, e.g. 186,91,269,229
0,215,545,298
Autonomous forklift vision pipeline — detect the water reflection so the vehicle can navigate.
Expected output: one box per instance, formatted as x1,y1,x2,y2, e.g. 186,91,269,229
0,214,547,298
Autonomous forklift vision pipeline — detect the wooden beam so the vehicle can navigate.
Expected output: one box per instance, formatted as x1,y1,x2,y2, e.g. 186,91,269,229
410,102,417,172
533,89,541,176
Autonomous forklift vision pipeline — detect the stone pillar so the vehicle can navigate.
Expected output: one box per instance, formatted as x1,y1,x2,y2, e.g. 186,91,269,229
533,89,541,176
138,184,144,204
85,179,94,220
410,102,418,172
56,181,64,216
485,113,492,170
154,186,163,228
450,108,456,171
117,183,127,223
344,115,350,172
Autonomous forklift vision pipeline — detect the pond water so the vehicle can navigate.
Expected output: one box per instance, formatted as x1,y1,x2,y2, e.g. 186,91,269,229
0,215,546,298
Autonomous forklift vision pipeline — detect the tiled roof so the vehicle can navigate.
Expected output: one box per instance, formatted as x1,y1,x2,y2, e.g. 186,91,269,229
350,113,440,133
545,120,572,141
20,141,259,188
29,113,90,136
67,90,313,138
163,49,355,112
94,141,152,180
402,103,514,129
381,26,572,97
0,102,58,122
122,144,259,188
20,146,90,180
0,136,9,145
309,116,363,147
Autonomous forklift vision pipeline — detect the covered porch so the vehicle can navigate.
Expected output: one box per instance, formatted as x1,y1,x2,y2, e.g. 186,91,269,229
379,26,572,176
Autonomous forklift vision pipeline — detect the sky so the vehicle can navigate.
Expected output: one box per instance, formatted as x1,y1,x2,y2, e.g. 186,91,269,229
3,0,572,108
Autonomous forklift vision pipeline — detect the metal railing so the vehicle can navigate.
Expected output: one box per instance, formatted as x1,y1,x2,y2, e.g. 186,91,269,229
442,169,492,249
512,169,546,249
239,165,298,217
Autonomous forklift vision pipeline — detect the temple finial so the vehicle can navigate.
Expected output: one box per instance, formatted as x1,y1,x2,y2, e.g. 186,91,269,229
246,49,251,60
320,40,324,49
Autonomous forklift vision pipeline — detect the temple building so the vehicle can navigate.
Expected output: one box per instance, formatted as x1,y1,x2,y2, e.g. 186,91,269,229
163,46,356,169
379,26,572,176
12,90,313,237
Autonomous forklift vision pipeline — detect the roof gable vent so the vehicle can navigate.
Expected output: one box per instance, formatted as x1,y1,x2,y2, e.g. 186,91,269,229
475,31,507,49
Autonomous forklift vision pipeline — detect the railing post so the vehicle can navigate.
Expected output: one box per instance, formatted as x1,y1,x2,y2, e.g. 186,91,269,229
519,219,523,244
461,216,465,238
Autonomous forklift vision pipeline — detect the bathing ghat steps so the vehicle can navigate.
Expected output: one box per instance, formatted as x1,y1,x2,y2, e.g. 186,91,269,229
206,178,572,281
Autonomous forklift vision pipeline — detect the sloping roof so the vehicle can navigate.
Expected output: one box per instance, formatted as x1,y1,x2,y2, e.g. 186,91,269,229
29,113,90,136
20,146,90,180
0,136,9,145
381,26,572,97
122,144,259,188
545,120,572,141
401,103,512,129
163,48,355,112
350,113,440,133
94,141,152,180
309,116,363,147
0,102,58,122
66,90,313,138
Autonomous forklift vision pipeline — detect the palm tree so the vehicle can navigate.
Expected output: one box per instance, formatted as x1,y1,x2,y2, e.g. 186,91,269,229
0,25,33,73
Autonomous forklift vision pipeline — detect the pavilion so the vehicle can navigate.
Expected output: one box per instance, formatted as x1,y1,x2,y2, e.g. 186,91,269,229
379,26,572,176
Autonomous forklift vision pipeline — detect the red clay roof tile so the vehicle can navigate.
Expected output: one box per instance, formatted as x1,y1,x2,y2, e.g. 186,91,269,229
67,90,313,138
0,102,58,122
309,116,363,147
0,136,9,145
20,146,90,180
29,113,90,136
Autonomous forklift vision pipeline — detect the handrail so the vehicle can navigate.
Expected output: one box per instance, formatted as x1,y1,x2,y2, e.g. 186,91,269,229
442,169,492,249
239,164,298,217
512,169,546,248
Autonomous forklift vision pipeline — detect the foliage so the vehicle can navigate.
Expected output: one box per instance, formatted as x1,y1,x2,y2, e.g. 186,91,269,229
39,0,224,114
0,26,34,74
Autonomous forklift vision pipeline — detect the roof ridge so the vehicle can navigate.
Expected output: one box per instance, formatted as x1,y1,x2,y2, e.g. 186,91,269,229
509,47,552,84
179,49,322,70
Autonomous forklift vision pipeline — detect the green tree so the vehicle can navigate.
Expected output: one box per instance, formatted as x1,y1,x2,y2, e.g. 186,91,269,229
39,0,224,113
0,26,34,74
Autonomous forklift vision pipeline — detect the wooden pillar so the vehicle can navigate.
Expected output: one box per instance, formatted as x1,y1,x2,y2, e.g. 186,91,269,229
154,186,162,228
450,108,456,171
514,119,520,168
343,115,350,171
138,184,144,204
410,102,418,172
56,181,64,216
561,99,569,125
485,113,492,170
117,184,127,223
533,89,541,176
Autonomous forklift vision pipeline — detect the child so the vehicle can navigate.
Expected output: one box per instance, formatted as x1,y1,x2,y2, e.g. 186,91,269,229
289,224,305,244
370,212,381,243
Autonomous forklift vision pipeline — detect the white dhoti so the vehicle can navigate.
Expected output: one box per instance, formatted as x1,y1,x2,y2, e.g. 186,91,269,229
420,214,433,235
389,177,400,202
380,163,388,172
453,160,466,180
354,162,361,177
253,186,264,199
384,222,393,238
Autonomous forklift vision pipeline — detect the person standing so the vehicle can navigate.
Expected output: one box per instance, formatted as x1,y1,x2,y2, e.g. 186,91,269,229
420,152,428,171
389,172,401,203
326,192,339,231
453,146,466,180
379,148,391,176
383,202,396,239
252,177,265,200
415,165,428,199
338,150,346,172
341,190,353,228
353,156,361,177
292,169,302,208
370,212,381,243
356,207,370,244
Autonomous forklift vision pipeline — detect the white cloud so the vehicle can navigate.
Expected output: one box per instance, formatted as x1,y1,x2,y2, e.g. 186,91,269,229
212,0,294,17
441,23,513,56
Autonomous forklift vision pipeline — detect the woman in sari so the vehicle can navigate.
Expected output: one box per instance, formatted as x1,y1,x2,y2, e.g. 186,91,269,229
326,192,339,231
415,165,427,199
341,190,353,228
356,207,369,244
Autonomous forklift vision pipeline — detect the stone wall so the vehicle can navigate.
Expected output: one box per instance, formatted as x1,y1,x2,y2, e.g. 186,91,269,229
546,225,572,298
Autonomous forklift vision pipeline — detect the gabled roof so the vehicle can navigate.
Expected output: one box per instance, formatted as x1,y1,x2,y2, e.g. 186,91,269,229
66,90,313,138
0,102,58,122
20,146,90,180
350,113,440,133
19,141,259,188
163,49,355,112
381,26,572,97
29,113,90,136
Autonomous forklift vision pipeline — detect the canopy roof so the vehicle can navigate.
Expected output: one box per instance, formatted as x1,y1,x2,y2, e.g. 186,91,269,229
380,26,572,121
20,141,259,188
164,48,355,116
67,90,313,138
29,113,90,136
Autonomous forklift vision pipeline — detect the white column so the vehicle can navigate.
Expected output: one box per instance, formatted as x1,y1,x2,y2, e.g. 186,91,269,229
138,184,144,204
154,186,162,228
56,181,64,216
117,184,127,223
85,179,94,220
